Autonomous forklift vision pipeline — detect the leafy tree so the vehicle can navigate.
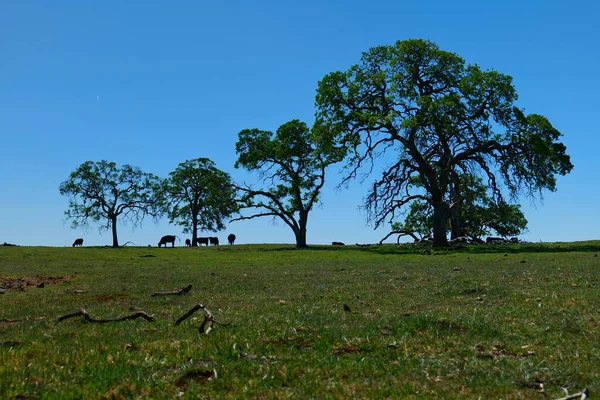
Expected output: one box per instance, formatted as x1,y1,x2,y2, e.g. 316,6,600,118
315,39,573,246
59,160,165,247
388,174,527,242
233,119,338,248
163,158,237,246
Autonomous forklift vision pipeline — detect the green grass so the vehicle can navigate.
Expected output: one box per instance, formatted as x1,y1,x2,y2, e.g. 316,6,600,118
1,242,599,399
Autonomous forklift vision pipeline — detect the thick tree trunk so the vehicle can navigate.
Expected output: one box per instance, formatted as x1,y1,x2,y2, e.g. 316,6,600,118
432,200,449,247
111,216,119,247
294,229,308,248
294,210,309,248
449,172,462,240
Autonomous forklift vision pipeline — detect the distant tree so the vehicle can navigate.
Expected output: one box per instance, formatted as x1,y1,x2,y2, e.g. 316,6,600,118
163,158,237,246
59,160,165,247
315,38,573,246
387,174,527,243
233,119,340,248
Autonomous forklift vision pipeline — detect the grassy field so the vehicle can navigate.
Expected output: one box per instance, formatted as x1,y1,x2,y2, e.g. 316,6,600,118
1,242,599,399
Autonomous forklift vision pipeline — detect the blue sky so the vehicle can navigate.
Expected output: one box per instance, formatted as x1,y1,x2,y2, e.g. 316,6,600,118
1,0,598,247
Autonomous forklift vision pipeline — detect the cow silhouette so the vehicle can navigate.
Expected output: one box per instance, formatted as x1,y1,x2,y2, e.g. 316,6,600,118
209,237,219,246
228,233,236,245
158,235,179,247
72,238,84,247
185,239,191,247
196,237,209,246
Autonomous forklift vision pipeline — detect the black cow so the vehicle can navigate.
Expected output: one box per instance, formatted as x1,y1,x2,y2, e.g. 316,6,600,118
209,236,219,246
196,237,209,246
158,235,179,247
227,233,236,245
72,238,84,247
332,241,345,246
185,239,191,247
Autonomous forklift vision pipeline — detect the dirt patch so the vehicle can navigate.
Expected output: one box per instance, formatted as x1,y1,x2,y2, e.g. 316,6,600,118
0,276,75,290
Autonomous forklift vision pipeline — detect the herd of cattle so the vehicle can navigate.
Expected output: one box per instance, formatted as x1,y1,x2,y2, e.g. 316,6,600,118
71,233,237,248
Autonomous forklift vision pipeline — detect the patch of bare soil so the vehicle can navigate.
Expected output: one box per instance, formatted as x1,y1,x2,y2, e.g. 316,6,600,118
0,276,75,290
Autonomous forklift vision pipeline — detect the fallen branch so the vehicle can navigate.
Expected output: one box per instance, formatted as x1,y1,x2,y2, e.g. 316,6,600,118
378,230,421,245
150,285,192,297
556,388,588,400
175,303,230,335
57,308,155,323
1,340,23,347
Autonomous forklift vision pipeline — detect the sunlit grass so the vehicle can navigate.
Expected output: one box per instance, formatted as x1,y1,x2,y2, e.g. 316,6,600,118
1,242,599,398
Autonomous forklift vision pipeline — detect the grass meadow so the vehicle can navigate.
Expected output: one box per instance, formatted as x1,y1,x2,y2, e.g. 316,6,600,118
1,242,599,399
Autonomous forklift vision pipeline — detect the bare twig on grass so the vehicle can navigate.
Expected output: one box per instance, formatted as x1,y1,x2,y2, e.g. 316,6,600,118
556,388,588,400
57,308,155,323
150,285,192,297
1,341,23,347
175,303,231,335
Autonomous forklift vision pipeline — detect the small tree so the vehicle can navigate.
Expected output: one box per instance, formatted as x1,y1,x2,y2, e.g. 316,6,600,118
59,160,165,247
163,158,237,246
233,119,339,248
387,174,527,243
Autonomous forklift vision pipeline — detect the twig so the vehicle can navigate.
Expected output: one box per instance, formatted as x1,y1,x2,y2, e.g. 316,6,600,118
150,285,192,297
175,303,230,335
556,388,588,400
57,308,155,323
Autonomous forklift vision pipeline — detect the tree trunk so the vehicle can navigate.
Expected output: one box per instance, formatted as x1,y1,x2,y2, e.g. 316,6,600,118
191,215,198,247
294,229,308,248
449,171,462,240
111,216,119,247
294,210,309,248
432,200,449,247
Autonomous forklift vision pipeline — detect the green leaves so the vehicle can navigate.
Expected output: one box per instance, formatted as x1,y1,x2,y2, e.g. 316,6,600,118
234,120,339,247
163,158,237,236
59,160,165,247
315,38,572,245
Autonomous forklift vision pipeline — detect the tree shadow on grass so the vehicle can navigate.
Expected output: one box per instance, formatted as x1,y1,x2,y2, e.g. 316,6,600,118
302,241,600,255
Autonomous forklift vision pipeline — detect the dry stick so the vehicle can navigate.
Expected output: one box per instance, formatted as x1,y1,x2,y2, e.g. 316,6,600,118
175,303,230,335
555,389,588,400
57,308,155,323
150,285,192,297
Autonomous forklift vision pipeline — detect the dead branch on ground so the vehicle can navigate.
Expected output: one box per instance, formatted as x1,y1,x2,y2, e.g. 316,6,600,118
150,285,192,297
556,388,588,400
57,308,155,323
175,303,230,335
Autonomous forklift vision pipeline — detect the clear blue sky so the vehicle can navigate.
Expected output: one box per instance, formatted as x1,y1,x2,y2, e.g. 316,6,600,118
1,0,598,247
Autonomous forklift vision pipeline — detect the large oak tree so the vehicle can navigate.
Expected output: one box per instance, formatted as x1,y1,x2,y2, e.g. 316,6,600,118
315,39,573,246
163,158,237,246
233,119,339,248
59,160,165,247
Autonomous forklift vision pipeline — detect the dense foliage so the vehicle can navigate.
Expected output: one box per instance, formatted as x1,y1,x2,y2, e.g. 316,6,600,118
163,158,237,245
59,160,165,247
234,119,339,247
315,39,573,246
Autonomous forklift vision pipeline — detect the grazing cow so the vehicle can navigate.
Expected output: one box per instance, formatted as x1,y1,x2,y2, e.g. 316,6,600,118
72,238,84,247
332,241,345,246
209,236,219,246
228,233,236,245
158,235,179,247
196,237,209,246
185,239,191,247
486,236,503,244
